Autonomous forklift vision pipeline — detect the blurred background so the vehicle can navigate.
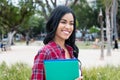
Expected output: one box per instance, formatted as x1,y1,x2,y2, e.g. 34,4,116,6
0,0,120,80
0,0,120,46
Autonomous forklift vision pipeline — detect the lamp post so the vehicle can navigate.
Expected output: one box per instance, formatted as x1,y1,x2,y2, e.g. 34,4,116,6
99,8,104,60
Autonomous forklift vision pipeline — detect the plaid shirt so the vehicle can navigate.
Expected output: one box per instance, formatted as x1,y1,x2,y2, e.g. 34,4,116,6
31,41,75,80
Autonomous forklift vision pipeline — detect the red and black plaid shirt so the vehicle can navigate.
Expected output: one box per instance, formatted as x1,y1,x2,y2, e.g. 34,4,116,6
31,41,75,80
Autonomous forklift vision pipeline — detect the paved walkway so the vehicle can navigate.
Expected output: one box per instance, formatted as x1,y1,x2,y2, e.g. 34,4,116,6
0,43,120,68
78,49,120,68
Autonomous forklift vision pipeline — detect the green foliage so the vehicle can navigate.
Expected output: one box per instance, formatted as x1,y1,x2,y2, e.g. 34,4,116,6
75,41,93,49
76,19,79,29
89,26,100,33
71,0,98,30
19,14,45,37
0,62,120,80
83,65,120,80
96,0,105,8
102,0,113,8
0,0,35,33
0,62,31,80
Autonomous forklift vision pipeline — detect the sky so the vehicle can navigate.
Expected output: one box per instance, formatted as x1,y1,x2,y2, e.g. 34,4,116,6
11,0,96,6
87,0,95,1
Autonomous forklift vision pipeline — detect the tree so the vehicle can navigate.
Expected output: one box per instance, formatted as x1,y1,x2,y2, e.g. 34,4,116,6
0,0,35,47
111,0,119,47
72,0,98,40
89,26,100,34
104,0,113,56
19,14,45,39
116,0,120,39
35,0,79,20
97,0,113,56
96,0,120,56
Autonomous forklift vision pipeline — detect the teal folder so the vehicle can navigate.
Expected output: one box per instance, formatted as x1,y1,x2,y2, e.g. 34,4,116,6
44,59,80,80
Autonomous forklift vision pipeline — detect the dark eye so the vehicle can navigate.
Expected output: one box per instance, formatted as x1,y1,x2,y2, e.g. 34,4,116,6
70,23,74,25
60,21,66,24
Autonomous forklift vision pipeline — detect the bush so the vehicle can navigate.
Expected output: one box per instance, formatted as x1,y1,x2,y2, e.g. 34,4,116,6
0,62,120,80
82,65,120,80
0,61,31,80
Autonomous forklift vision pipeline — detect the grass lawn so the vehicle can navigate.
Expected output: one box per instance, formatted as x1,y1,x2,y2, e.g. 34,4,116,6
75,41,98,49
0,62,120,80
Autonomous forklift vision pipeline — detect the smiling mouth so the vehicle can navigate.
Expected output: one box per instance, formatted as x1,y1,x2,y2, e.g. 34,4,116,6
62,30,71,35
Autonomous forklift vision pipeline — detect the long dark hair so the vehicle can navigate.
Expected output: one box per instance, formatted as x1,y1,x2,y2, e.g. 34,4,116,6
43,5,79,58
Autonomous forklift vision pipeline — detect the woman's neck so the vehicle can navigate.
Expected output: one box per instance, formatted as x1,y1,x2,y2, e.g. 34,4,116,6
53,39,65,49
53,39,71,59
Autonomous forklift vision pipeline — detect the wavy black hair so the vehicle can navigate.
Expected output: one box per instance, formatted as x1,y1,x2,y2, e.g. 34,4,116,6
43,5,79,58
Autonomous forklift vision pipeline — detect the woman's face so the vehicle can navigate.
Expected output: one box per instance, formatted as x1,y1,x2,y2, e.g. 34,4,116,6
54,13,74,41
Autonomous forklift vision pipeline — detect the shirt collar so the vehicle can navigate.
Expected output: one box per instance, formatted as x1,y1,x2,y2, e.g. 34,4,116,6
48,41,74,58
48,41,73,51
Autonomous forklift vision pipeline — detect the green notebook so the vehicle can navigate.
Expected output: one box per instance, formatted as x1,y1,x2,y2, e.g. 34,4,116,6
44,59,80,80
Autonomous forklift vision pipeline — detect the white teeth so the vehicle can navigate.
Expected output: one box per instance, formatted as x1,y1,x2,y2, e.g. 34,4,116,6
63,31,70,34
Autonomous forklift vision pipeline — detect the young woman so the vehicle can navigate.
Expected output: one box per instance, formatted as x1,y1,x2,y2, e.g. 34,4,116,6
31,5,82,80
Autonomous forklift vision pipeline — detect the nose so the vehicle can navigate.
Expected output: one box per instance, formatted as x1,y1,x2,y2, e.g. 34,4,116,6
65,23,71,28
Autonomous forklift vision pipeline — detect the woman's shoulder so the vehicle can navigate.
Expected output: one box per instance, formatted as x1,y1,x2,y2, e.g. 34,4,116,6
38,41,57,53
35,41,58,59
34,44,53,60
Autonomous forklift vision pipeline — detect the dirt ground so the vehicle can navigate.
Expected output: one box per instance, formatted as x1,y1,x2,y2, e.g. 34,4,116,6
0,42,120,68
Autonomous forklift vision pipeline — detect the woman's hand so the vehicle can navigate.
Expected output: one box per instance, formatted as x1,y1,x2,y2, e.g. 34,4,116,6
75,76,83,80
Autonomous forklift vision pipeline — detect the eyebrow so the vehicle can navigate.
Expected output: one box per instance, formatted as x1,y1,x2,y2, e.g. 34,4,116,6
60,19,74,22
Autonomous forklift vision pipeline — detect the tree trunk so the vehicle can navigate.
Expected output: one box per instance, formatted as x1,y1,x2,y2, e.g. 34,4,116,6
106,8,111,56
7,31,16,50
113,0,118,40
111,1,113,41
